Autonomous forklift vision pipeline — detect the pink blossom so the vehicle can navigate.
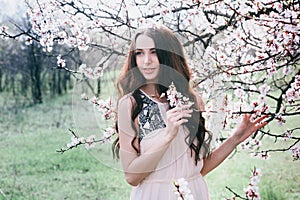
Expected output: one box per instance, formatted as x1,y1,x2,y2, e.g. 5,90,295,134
85,135,96,149
0,25,8,33
24,36,33,45
258,152,270,160
173,178,194,200
283,129,292,141
82,95,115,120
259,84,270,96
251,101,259,109
273,2,283,12
244,167,262,200
275,113,286,126
102,127,116,143
241,138,262,151
80,93,88,100
167,82,193,108
290,145,300,160
284,75,300,104
56,55,66,68
66,135,82,148
234,88,245,98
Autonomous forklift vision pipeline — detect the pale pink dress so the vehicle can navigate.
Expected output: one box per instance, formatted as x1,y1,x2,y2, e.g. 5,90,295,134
130,91,209,200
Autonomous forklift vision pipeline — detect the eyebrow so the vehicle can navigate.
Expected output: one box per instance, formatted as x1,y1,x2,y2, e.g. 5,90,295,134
135,48,156,51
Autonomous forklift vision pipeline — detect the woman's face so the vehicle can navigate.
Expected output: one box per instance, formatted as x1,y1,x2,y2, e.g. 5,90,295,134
135,34,160,82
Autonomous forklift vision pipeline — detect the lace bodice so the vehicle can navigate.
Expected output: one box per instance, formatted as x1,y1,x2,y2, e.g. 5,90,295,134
138,90,167,141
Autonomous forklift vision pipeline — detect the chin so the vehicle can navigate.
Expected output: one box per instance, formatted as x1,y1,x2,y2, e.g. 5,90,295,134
143,74,159,82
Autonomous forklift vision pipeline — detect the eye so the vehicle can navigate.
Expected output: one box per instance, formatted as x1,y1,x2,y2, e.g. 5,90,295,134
135,51,143,56
151,49,156,54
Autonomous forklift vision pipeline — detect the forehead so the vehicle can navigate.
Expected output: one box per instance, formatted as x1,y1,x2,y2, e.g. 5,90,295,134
135,34,155,49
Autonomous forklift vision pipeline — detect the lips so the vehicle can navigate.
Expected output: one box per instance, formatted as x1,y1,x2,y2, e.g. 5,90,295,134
143,68,156,74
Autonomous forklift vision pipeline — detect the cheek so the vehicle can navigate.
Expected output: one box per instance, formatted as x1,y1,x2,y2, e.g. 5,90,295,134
135,57,143,66
152,55,160,64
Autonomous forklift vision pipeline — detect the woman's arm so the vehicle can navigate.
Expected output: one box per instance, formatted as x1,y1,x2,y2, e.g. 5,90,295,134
200,114,268,176
118,96,192,186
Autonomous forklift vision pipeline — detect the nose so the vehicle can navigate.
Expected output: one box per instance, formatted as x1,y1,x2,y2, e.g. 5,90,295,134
144,52,152,64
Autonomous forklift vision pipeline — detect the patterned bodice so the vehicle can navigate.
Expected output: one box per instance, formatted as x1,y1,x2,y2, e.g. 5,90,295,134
138,90,167,141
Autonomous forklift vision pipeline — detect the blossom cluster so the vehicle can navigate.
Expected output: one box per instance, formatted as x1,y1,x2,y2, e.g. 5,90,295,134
78,64,104,80
65,134,96,150
25,0,91,52
57,93,117,153
206,0,298,133
240,138,262,151
56,55,66,68
213,0,299,69
58,127,116,153
81,93,115,120
240,137,271,160
284,75,300,104
173,178,194,200
102,127,116,143
244,167,262,200
250,151,270,160
166,82,194,108
291,145,300,161
283,129,293,141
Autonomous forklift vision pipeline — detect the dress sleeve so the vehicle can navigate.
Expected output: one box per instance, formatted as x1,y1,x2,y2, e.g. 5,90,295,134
118,95,137,138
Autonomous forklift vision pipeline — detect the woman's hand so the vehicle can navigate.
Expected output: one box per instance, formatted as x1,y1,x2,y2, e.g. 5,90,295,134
165,104,193,140
201,113,268,176
232,113,269,145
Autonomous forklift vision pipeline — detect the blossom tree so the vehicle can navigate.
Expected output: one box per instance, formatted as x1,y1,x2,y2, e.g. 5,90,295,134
1,0,299,198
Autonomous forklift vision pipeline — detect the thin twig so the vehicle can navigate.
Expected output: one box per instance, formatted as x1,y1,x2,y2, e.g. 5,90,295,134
225,186,247,200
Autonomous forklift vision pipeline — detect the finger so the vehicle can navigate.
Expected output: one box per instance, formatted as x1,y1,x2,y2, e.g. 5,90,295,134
255,121,268,129
252,115,268,124
180,104,193,109
167,107,178,114
244,113,251,121
167,108,181,116
175,118,189,126
176,110,193,116
173,113,192,122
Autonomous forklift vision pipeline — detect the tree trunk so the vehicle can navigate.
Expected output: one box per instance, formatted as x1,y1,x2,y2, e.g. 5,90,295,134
0,68,2,92
62,71,69,93
21,74,29,97
50,70,56,96
10,74,16,96
57,70,62,95
29,43,42,104
96,78,101,97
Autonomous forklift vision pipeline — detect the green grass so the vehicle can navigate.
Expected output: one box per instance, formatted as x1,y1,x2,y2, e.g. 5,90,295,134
0,91,130,200
0,90,299,200
206,145,300,200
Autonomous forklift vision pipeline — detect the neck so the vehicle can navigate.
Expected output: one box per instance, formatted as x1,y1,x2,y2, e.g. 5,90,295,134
141,84,159,97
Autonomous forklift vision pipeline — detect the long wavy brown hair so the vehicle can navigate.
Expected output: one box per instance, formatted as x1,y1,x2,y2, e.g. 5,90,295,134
112,24,211,164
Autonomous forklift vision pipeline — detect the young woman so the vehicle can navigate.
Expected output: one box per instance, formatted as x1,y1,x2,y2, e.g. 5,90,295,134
113,24,268,199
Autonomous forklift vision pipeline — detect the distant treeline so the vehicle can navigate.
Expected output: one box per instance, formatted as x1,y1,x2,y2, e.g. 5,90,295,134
0,39,79,104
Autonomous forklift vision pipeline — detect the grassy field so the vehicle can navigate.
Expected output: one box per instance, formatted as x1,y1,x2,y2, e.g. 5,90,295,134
0,88,299,200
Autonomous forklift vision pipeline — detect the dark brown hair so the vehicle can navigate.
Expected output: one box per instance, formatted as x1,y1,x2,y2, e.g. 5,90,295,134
113,24,211,164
